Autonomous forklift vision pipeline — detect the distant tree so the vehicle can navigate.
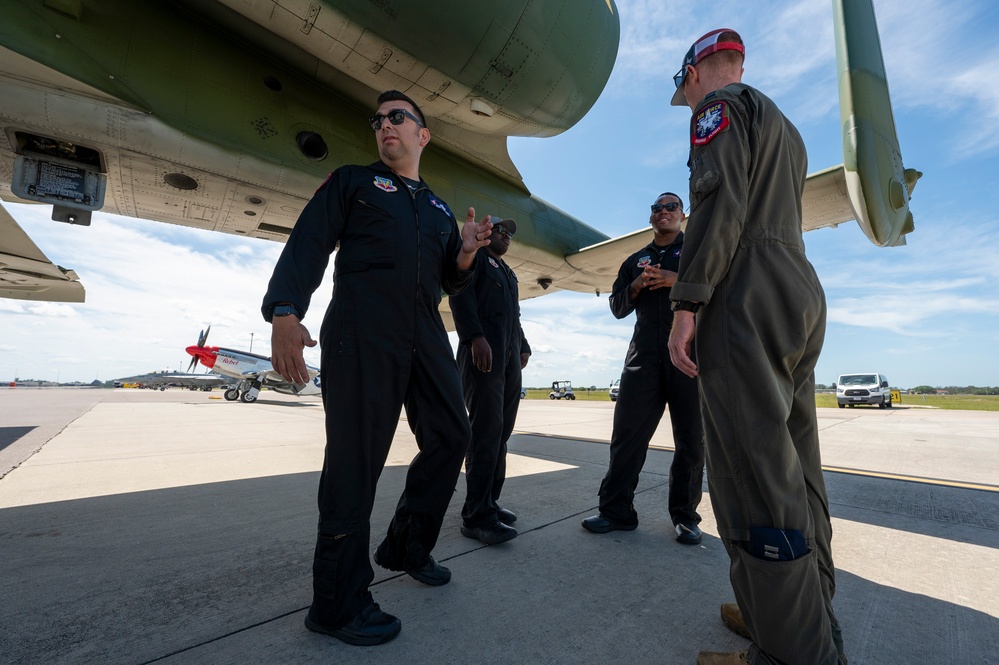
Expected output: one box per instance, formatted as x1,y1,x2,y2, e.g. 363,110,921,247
912,385,935,394
816,383,828,390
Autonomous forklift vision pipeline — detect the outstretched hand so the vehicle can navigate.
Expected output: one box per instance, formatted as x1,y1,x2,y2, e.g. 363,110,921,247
458,207,493,269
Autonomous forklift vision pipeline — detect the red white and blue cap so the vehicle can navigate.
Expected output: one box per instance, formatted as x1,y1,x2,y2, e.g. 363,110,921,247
670,29,745,107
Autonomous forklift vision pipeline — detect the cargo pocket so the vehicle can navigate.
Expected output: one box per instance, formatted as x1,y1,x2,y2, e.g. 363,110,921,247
727,541,837,664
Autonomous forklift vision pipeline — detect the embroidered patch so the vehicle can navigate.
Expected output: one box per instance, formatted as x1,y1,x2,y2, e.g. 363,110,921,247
373,176,397,192
488,257,499,268
692,101,729,146
315,172,334,195
637,256,652,268
673,248,682,258
429,196,453,218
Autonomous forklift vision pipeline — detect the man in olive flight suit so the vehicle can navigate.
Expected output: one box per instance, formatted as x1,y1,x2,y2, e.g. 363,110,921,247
666,30,845,665
449,218,531,546
263,90,494,647
580,192,705,545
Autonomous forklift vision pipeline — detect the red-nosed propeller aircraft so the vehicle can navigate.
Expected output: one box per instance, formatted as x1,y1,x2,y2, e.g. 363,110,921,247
184,326,321,404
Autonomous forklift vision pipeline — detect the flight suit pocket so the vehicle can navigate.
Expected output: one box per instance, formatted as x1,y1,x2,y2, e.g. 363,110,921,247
324,281,356,357
689,149,720,210
356,198,392,220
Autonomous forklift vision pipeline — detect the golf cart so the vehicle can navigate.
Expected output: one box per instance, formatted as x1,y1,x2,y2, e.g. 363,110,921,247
549,380,575,400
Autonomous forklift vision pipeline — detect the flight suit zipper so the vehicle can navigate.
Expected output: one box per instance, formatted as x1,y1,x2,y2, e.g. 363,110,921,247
406,182,424,355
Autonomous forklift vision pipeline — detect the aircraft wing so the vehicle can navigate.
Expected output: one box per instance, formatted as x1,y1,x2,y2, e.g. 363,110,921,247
251,368,319,384
0,201,84,302
562,227,651,293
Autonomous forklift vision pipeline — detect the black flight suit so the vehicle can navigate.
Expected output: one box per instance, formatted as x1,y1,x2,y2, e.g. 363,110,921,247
262,161,472,629
672,83,841,664
599,235,704,527
449,247,531,528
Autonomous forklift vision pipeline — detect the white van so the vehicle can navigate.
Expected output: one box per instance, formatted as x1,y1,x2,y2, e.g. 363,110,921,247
836,373,892,408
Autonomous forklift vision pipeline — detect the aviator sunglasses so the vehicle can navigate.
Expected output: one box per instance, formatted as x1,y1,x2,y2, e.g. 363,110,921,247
369,108,425,131
651,202,682,214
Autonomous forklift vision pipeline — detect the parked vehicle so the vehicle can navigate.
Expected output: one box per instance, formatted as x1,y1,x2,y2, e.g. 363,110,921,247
609,378,620,402
549,381,575,400
836,373,892,408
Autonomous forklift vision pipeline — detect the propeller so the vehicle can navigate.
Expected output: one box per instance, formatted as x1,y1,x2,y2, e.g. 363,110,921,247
186,325,211,373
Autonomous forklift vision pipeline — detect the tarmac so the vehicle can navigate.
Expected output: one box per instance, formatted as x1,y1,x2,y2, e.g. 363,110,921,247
1,387,997,664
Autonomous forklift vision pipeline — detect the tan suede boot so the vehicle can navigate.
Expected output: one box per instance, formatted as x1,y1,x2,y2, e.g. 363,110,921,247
720,602,752,640
718,603,849,664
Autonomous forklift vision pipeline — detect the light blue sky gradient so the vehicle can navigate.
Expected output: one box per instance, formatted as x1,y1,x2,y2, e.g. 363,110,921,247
2,0,998,389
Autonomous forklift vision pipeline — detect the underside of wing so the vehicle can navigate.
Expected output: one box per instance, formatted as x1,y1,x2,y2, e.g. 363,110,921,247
0,201,84,302
562,227,652,294
802,165,855,232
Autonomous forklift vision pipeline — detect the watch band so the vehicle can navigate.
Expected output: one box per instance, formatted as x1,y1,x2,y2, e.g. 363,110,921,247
272,304,302,319
671,300,701,313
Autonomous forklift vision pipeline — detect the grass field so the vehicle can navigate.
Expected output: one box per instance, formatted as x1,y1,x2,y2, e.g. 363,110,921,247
525,389,999,411
524,388,610,402
815,392,999,411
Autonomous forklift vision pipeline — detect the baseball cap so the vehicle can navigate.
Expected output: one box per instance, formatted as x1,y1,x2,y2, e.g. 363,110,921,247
670,29,745,107
493,217,517,235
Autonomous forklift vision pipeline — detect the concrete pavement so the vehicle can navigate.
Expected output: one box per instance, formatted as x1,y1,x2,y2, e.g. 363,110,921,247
0,388,996,664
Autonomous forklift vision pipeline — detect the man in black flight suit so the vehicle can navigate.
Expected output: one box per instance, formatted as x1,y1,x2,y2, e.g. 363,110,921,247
449,217,531,545
262,90,494,647
581,192,705,544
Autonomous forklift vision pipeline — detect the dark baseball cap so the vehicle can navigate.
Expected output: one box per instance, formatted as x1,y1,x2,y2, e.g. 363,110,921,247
493,217,517,235
670,28,745,107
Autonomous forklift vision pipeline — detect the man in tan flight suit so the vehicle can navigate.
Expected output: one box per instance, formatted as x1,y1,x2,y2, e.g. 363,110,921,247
666,29,845,665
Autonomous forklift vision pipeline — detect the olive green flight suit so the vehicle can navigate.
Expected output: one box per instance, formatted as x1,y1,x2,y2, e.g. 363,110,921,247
671,83,842,665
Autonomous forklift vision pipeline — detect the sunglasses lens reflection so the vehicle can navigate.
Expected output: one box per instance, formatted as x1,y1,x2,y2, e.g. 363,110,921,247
651,202,680,213
369,110,413,130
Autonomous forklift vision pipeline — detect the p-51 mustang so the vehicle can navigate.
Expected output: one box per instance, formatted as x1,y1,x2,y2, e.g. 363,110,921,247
184,327,320,403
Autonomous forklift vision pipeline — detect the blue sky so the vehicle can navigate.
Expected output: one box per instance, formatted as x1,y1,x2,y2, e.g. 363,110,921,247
2,0,998,389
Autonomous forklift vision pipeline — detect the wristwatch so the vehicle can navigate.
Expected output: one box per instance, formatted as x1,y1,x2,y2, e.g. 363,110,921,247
670,300,701,313
272,303,302,319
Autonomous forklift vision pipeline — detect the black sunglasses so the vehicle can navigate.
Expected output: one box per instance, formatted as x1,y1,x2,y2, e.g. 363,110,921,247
493,225,513,238
651,202,682,214
369,109,424,131
673,67,686,90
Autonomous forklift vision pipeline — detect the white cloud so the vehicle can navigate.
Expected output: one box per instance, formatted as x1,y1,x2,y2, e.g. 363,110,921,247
0,203,304,382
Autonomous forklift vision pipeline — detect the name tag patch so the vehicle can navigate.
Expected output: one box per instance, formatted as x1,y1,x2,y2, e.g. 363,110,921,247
429,196,453,218
692,101,729,145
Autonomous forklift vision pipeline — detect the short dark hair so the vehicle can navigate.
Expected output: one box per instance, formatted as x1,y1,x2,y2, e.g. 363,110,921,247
377,90,426,127
704,30,744,70
657,191,684,210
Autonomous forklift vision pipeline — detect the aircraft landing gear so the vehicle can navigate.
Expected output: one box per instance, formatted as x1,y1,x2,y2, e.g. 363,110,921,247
224,388,240,401
240,381,261,403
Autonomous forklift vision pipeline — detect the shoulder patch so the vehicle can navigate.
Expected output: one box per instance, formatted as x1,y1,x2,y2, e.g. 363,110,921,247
637,256,652,268
692,101,729,146
315,172,334,195
373,176,397,192
488,257,499,268
429,196,454,218
673,247,682,258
